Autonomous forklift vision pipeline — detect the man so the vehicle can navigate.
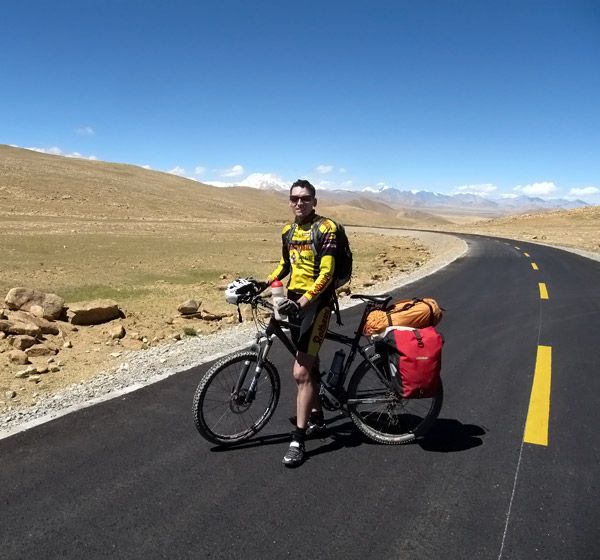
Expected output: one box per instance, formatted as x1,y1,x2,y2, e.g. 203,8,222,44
267,179,337,467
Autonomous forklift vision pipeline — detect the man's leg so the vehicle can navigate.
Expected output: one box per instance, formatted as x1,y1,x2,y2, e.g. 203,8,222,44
282,352,317,468
293,351,318,429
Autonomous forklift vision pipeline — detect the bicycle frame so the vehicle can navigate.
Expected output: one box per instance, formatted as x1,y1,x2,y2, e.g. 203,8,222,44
239,295,394,409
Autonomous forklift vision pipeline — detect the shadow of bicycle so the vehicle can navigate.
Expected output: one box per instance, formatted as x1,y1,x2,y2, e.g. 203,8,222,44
208,416,486,456
417,418,487,452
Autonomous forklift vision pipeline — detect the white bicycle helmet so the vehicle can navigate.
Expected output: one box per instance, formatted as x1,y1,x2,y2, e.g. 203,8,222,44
224,278,255,304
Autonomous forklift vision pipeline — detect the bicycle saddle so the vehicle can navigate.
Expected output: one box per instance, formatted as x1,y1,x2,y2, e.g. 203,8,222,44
350,294,393,307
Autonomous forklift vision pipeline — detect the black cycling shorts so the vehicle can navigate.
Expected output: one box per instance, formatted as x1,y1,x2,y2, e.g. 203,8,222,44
287,291,333,358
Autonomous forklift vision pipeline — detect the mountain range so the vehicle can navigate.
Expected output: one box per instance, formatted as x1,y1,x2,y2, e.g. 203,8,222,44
224,176,588,215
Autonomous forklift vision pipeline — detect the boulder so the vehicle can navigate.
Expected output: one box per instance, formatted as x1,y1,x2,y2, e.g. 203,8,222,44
8,349,30,365
178,299,200,315
25,344,58,357
10,335,37,351
7,321,42,338
200,309,229,321
109,324,126,339
5,288,65,320
68,299,121,325
8,311,60,335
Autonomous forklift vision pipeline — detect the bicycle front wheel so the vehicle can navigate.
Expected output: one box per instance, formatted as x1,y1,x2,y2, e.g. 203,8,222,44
347,355,443,445
192,351,280,445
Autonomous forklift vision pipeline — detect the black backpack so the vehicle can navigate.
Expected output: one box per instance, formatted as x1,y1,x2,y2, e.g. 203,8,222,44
285,217,353,289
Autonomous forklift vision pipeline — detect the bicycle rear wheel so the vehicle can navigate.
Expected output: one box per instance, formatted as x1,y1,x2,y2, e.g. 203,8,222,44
192,351,280,445
347,355,443,445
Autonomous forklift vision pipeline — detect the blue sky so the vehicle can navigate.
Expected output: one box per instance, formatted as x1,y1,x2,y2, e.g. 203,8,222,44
2,1,599,202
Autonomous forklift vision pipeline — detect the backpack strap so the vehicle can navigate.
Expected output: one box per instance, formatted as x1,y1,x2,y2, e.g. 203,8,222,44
285,222,297,251
332,292,343,326
310,218,326,255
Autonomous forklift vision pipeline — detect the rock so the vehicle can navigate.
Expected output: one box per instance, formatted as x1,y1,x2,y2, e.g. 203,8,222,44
178,299,200,315
11,322,42,337
4,287,65,320
29,304,45,318
336,285,351,297
5,390,17,400
200,309,228,321
14,366,37,378
110,352,122,358
28,375,42,383
9,311,60,335
36,365,49,374
25,344,57,357
8,349,30,365
180,312,203,319
10,335,37,351
68,299,122,325
109,324,126,339
63,340,73,349
0,331,5,340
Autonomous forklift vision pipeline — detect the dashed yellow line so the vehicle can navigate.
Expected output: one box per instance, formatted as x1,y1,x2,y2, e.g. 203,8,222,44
538,282,549,299
531,262,539,270
524,346,552,446
524,252,530,257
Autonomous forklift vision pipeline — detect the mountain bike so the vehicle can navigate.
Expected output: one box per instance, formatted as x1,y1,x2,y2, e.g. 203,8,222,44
192,279,443,446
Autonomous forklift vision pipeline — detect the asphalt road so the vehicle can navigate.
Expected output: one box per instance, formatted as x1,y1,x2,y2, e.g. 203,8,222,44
1,235,599,560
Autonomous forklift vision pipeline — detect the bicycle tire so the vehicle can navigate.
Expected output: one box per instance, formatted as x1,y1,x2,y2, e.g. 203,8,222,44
346,354,443,445
192,351,280,445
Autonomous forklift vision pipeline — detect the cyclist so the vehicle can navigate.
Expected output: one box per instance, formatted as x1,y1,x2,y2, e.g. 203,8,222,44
266,179,337,467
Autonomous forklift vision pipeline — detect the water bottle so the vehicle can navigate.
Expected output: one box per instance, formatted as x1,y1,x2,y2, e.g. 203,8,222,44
326,349,346,391
271,279,286,321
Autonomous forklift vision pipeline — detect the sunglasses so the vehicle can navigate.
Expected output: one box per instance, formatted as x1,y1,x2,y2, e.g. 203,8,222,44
289,195,313,204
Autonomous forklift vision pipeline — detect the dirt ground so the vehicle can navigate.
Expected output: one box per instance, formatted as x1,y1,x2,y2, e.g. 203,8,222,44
0,219,433,412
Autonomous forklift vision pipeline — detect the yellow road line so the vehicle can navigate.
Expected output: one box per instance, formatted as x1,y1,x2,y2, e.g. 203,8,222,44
524,252,530,257
539,282,549,299
531,262,539,270
524,345,552,446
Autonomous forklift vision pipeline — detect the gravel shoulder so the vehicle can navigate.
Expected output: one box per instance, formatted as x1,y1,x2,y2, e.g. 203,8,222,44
0,230,467,440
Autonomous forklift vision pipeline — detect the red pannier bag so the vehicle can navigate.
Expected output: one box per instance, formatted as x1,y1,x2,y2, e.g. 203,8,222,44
384,326,443,398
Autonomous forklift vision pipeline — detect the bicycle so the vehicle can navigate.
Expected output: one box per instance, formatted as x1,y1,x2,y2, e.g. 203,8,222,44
192,279,443,446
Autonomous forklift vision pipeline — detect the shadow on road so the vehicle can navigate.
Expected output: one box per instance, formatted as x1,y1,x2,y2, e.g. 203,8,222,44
418,418,486,453
208,416,485,456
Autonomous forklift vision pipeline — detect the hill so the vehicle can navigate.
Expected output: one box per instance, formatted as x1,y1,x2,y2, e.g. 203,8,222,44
443,205,600,254
0,145,290,223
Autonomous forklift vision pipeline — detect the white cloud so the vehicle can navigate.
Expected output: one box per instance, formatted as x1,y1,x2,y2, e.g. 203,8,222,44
194,166,206,176
315,164,333,175
221,164,244,178
514,181,557,196
168,166,186,176
25,145,97,160
454,183,497,196
339,168,347,174
568,186,598,196
75,126,95,136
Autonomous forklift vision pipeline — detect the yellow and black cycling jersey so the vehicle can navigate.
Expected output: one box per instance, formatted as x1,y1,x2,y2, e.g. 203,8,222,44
268,212,337,302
